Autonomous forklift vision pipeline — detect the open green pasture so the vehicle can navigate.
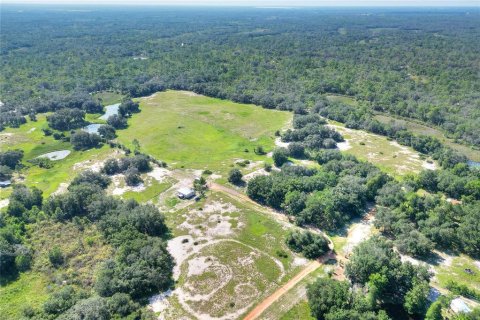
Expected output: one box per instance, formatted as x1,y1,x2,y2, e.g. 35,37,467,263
117,90,291,173
93,91,124,106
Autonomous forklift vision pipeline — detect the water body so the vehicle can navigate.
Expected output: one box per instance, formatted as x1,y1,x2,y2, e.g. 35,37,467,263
83,123,102,134
83,103,121,134
99,103,121,120
467,160,480,168
37,150,71,161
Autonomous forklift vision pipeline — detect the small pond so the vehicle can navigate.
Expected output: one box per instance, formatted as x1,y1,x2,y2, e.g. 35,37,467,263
82,103,121,134
37,150,71,161
99,103,121,120
83,123,102,134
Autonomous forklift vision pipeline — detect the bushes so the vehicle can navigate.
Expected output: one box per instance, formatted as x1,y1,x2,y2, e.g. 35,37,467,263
107,114,128,129
228,168,243,184
48,246,64,267
95,238,173,299
272,147,289,167
0,149,23,169
124,167,142,186
102,158,120,175
71,131,102,150
98,124,116,140
47,108,86,131
286,230,329,259
69,170,111,189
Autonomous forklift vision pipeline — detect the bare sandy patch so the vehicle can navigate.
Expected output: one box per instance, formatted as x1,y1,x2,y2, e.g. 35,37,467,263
147,167,171,182
243,168,270,182
0,199,9,210
52,183,69,196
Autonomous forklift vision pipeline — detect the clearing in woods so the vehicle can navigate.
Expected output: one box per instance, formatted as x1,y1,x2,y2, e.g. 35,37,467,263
117,90,291,173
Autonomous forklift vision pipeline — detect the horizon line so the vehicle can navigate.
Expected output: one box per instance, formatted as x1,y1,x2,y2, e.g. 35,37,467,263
1,2,479,7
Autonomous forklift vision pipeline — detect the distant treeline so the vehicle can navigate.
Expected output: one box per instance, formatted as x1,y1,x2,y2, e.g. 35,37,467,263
1,7,479,146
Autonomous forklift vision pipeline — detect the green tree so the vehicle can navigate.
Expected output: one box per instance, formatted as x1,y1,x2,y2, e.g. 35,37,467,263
228,168,243,185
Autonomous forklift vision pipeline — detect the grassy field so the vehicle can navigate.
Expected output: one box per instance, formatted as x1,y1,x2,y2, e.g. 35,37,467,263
328,121,434,176
0,272,50,319
326,94,359,107
435,254,480,291
117,90,291,174
375,114,480,162
93,91,124,106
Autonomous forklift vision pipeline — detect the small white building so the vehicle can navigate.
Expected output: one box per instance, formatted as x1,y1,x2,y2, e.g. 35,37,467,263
177,187,195,199
451,298,471,314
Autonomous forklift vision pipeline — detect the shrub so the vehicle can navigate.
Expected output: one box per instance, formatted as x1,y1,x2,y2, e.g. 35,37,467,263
124,167,142,186
71,131,102,150
102,158,120,175
48,246,64,267
286,230,329,259
228,168,243,185
272,147,289,167
98,124,117,140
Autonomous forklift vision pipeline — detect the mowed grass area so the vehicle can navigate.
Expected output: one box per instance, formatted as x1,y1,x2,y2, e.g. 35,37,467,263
117,90,291,173
375,114,480,162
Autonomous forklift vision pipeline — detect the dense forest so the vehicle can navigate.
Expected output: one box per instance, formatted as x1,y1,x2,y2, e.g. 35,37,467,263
1,6,479,147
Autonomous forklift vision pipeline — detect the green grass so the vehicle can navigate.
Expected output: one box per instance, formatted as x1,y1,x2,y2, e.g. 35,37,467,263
280,300,315,320
375,114,480,162
261,266,326,319
326,94,359,107
328,120,432,177
0,114,116,196
123,179,172,203
93,91,124,106
0,272,50,319
117,90,291,174
435,255,480,291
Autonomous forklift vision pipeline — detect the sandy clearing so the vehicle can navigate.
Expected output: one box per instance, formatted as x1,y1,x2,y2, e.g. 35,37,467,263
0,199,9,209
52,183,69,196
336,140,351,151
275,137,289,148
243,168,269,182
342,215,375,256
149,290,174,313
147,166,171,182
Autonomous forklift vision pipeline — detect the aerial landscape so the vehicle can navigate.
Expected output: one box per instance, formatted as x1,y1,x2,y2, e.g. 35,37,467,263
0,1,479,320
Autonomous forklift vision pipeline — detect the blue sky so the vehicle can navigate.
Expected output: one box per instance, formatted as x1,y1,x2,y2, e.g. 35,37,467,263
3,0,479,6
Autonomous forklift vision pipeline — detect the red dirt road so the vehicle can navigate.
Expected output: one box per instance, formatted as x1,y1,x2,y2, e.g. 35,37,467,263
243,260,321,320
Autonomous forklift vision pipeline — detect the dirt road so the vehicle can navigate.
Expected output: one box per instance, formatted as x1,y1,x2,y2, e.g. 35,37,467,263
243,260,321,320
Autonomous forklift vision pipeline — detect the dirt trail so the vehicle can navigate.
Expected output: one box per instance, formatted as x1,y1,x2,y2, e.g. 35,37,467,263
209,182,290,225
242,260,321,320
